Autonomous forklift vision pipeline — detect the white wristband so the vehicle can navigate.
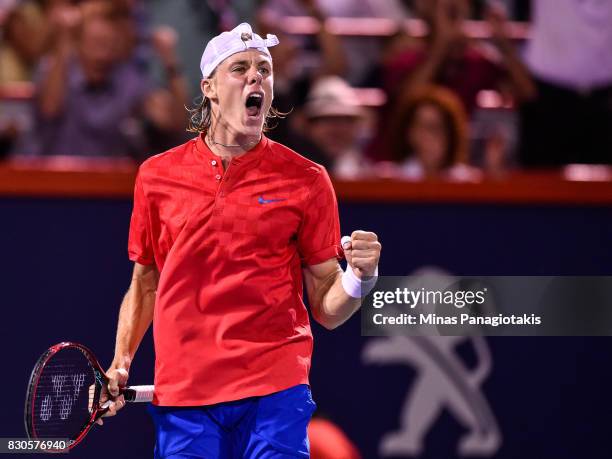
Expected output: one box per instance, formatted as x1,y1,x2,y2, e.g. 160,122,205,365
342,265,379,299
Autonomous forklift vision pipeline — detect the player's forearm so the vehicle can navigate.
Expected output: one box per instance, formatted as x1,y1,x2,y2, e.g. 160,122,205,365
111,267,158,370
312,272,362,330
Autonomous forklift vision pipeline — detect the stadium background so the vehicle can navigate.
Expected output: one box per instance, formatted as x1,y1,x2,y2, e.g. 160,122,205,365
2,0,612,457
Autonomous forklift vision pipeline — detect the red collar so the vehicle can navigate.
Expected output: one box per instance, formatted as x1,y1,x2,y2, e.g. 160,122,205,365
194,133,269,167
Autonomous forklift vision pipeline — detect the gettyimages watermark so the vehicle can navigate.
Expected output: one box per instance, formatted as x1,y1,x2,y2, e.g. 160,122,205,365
361,274,612,336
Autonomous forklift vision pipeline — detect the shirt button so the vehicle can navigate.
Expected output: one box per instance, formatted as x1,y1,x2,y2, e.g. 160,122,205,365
211,160,217,166
215,174,221,180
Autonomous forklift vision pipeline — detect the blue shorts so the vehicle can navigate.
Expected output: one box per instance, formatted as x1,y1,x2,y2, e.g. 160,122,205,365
148,384,316,459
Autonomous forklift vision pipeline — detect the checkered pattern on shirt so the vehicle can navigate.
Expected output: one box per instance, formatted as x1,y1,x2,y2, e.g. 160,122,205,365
125,134,343,406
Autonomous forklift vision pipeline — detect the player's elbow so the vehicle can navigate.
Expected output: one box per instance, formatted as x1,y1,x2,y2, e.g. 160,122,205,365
132,263,160,295
318,318,340,331
315,316,341,330
311,306,344,330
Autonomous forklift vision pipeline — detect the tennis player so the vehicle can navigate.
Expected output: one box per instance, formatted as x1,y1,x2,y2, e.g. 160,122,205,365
101,23,381,458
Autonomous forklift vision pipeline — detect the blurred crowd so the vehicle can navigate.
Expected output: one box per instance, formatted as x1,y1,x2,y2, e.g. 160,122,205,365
1,0,611,180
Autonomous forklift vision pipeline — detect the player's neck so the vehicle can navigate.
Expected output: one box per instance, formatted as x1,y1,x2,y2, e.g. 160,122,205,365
205,124,262,161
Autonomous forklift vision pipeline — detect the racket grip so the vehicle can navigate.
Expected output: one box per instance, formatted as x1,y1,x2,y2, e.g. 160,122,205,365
122,385,154,403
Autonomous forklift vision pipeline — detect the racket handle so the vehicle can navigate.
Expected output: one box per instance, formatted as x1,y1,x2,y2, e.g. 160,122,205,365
122,385,154,402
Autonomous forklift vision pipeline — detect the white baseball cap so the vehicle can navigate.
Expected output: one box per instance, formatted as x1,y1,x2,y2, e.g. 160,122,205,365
200,23,279,78
304,76,364,119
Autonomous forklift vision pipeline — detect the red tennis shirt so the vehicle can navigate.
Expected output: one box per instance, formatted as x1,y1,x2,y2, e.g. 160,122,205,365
128,134,343,406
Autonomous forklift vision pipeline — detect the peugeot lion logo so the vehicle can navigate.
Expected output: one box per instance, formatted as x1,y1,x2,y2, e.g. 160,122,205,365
362,268,502,457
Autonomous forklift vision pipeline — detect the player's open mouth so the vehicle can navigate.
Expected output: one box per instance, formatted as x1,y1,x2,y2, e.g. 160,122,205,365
245,91,264,118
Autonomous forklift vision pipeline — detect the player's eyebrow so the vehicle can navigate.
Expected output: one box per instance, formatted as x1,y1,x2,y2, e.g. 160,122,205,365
228,59,271,68
229,60,250,67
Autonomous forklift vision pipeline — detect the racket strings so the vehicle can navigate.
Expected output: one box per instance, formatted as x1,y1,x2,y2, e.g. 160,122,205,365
29,349,97,439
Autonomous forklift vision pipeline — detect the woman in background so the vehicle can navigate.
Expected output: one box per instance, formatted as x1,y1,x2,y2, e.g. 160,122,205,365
387,84,480,181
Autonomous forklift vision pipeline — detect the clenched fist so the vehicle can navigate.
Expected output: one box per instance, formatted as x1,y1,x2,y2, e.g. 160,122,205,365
342,231,381,279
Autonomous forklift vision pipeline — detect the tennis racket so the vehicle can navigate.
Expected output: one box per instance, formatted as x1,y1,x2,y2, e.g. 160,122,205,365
24,342,154,451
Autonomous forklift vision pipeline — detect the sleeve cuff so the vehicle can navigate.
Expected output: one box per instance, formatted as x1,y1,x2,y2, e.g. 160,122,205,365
128,251,154,266
302,244,344,266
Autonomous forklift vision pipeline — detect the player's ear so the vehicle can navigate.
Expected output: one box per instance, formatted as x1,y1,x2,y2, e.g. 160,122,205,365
201,77,217,101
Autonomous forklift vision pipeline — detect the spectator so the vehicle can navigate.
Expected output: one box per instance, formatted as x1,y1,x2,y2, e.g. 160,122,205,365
256,2,349,163
258,0,411,85
520,0,612,166
302,76,370,179
254,28,319,154
383,0,535,114
386,84,480,181
28,2,188,159
0,0,126,83
0,0,48,83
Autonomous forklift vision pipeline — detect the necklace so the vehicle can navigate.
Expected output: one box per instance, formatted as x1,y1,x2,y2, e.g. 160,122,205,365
206,135,241,148
205,133,262,149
